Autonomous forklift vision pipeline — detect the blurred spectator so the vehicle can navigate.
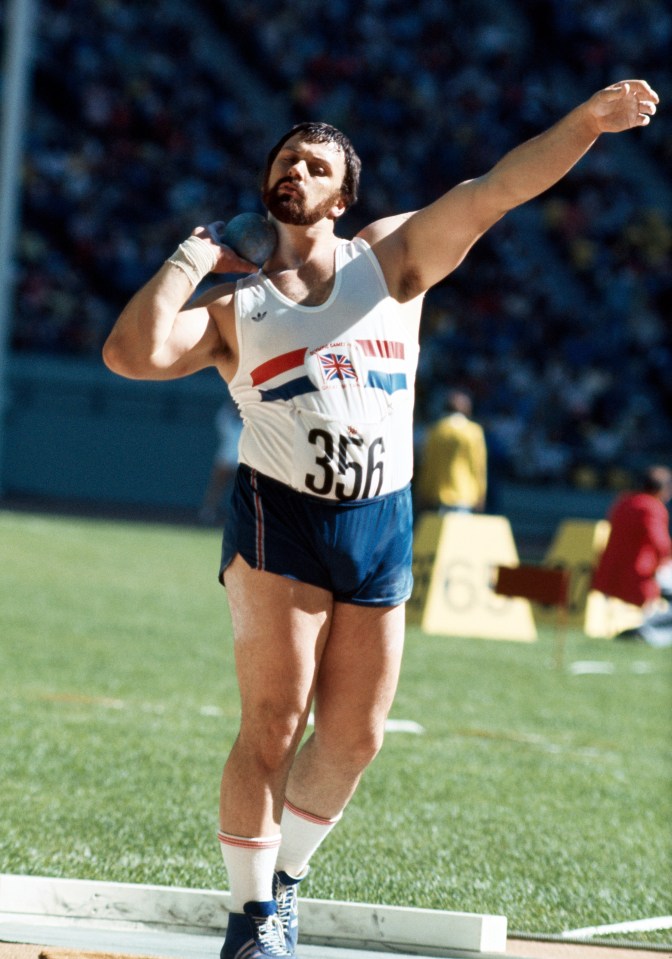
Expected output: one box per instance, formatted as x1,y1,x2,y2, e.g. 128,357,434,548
415,390,487,514
592,465,672,647
198,398,244,525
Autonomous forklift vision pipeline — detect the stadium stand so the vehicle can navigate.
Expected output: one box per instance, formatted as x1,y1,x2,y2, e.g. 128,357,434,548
5,0,671,487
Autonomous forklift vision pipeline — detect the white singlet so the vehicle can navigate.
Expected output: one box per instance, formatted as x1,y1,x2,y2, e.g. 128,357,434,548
227,237,420,501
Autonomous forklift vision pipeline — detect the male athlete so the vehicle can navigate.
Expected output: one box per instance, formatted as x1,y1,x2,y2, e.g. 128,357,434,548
103,79,658,959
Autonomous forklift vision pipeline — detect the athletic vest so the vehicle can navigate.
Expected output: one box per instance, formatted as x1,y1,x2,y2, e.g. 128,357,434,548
228,237,419,501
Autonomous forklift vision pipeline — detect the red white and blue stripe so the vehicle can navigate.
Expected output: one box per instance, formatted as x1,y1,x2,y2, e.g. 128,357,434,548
250,339,407,403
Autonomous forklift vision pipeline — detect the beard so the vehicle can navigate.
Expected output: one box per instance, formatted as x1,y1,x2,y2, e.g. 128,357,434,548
262,179,342,225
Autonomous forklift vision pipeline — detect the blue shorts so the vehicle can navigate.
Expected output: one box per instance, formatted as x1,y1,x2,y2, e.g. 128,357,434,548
220,465,413,607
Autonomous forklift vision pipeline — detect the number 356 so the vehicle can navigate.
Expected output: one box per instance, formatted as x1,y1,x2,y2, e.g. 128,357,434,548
305,428,385,500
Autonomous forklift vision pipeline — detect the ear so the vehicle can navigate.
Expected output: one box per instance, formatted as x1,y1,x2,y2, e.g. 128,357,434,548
329,197,348,221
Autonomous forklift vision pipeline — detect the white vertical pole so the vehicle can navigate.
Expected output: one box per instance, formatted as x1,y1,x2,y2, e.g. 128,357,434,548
0,0,35,494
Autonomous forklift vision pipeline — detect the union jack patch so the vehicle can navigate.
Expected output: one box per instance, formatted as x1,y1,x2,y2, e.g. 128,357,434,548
319,352,358,383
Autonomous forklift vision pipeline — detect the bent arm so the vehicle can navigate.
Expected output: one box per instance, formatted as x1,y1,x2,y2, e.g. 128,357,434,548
103,228,254,381
365,80,659,299
102,262,228,380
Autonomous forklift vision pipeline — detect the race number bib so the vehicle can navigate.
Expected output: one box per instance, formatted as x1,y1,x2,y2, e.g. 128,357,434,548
292,409,389,501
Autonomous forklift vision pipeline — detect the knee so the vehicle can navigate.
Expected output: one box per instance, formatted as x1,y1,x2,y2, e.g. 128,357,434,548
239,700,308,772
350,729,385,770
322,723,385,773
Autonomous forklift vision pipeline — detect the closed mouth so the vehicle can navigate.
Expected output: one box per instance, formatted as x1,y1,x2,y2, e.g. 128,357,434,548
278,181,302,197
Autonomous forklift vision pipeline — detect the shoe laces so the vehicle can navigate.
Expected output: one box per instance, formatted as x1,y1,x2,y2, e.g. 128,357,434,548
273,874,298,930
251,912,289,957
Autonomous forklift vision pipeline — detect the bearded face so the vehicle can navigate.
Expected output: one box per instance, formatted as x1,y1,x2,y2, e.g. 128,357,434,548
262,177,344,226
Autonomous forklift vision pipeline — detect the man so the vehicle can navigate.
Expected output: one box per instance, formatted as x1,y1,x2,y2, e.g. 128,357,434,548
103,79,658,959
199,397,244,524
592,464,672,646
416,389,487,513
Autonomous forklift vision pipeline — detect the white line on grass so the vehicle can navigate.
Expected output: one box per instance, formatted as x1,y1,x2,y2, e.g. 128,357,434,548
307,713,425,734
568,661,615,675
569,660,656,676
563,916,672,938
383,719,426,734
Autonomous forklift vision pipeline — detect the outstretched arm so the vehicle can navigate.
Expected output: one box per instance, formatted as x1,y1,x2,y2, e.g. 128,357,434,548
364,80,659,300
102,226,256,380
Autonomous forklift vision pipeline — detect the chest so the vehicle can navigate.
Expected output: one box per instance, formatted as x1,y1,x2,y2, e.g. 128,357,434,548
269,264,335,307
235,241,420,364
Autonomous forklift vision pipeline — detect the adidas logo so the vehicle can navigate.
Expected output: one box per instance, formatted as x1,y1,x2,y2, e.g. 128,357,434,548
250,311,267,322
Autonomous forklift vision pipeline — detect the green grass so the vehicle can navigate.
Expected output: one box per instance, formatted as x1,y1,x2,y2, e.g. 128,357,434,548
1,508,671,944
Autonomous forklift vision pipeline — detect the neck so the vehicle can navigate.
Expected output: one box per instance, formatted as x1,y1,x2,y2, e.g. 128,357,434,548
266,217,340,272
261,222,342,306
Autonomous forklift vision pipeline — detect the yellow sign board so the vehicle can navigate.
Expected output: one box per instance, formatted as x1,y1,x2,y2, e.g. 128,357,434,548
539,518,643,635
537,519,611,630
408,512,537,641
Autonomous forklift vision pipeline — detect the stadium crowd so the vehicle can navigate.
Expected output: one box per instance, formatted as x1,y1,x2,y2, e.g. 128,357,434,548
6,0,672,486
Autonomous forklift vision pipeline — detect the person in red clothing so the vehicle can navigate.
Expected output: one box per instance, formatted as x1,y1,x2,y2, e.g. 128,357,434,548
592,465,672,645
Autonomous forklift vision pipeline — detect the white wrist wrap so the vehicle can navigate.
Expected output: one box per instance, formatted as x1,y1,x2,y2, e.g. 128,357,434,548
166,235,219,285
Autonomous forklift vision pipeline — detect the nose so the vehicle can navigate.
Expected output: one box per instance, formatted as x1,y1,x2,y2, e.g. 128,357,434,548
286,159,306,180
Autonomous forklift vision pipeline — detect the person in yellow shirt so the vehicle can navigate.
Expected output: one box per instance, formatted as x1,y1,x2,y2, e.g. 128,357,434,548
416,390,487,513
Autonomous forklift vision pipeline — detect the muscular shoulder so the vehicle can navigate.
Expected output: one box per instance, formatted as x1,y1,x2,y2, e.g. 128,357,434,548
357,214,426,303
358,212,415,246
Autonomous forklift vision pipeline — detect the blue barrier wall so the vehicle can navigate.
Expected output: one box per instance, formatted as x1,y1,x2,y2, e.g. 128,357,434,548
4,353,229,509
2,353,618,541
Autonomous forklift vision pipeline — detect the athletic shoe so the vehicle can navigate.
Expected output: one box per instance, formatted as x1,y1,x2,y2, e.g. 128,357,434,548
272,870,303,952
220,899,295,959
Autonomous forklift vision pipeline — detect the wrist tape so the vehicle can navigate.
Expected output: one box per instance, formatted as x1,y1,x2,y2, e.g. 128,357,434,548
165,235,219,286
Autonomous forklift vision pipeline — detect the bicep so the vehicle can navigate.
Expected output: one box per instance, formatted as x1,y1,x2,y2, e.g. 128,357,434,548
369,177,507,298
148,302,229,379
405,177,507,285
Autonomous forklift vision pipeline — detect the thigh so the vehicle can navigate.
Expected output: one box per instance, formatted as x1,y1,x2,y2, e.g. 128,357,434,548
313,602,406,741
330,486,414,606
224,555,334,721
220,466,333,592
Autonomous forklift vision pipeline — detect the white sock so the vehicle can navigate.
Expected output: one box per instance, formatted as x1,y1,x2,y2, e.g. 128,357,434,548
275,799,342,879
217,830,281,912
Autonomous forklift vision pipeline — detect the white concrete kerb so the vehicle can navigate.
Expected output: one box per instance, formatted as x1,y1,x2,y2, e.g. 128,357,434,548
0,874,507,955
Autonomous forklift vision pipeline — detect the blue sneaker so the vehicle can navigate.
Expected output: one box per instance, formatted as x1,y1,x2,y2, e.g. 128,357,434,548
272,870,304,952
221,900,294,959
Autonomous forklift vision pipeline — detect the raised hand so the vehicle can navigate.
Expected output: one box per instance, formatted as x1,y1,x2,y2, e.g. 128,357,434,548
588,80,659,134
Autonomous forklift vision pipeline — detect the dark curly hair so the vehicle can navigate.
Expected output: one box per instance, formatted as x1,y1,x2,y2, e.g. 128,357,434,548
263,121,361,210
